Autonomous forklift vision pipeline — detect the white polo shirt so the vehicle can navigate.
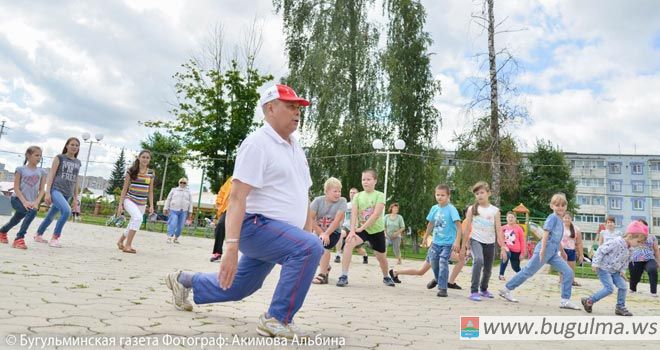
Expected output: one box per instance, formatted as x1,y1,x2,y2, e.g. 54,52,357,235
232,122,312,229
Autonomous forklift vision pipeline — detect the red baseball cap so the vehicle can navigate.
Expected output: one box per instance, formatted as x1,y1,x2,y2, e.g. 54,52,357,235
259,84,310,107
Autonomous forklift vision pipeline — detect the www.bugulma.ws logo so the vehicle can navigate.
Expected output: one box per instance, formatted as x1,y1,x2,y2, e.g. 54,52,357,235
461,317,480,339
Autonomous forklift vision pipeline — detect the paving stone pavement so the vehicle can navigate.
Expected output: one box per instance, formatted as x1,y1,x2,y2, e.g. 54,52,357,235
1,218,658,349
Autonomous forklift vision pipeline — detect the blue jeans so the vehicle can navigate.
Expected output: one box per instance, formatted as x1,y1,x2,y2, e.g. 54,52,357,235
191,214,324,324
167,210,187,238
429,243,453,290
505,242,574,299
37,189,71,237
0,197,38,239
591,269,627,308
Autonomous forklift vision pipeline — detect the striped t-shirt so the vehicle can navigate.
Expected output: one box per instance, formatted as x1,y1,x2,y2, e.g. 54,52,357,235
127,170,154,206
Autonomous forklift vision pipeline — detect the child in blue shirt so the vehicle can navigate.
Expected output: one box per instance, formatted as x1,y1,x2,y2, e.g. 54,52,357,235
421,184,462,297
499,193,580,310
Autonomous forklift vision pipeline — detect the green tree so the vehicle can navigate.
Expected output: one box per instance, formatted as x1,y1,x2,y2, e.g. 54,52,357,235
382,0,444,229
139,132,187,203
106,148,126,195
519,140,577,218
450,118,523,212
144,59,272,192
274,0,388,196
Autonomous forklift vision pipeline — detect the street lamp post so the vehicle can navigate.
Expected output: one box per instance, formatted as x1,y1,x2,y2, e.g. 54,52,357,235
80,132,104,197
372,138,406,207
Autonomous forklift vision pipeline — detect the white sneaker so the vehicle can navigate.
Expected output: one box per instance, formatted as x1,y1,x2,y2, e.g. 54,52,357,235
499,289,518,303
651,293,658,298
165,271,193,311
167,237,173,244
48,238,62,248
256,313,308,339
560,300,581,310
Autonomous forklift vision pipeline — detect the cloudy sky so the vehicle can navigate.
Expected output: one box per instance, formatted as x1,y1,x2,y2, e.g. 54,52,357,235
0,0,658,189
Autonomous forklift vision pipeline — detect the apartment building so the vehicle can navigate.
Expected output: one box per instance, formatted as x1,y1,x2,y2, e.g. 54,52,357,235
566,153,660,240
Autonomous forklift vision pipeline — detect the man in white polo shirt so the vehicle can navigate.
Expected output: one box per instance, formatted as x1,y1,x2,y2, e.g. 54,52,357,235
165,84,324,339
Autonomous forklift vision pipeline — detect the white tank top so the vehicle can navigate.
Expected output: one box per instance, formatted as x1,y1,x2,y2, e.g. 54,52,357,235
471,204,498,244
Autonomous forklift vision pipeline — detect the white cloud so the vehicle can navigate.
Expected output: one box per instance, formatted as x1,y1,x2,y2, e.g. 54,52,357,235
0,0,658,190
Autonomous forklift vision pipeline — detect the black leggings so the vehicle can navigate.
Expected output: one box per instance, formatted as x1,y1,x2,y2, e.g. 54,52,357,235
629,260,658,294
499,251,521,276
212,213,227,255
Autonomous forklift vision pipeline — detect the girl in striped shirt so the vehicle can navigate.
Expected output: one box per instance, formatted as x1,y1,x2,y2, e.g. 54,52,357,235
116,150,155,253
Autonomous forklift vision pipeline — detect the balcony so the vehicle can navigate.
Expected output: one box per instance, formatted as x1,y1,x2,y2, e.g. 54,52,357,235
572,168,606,178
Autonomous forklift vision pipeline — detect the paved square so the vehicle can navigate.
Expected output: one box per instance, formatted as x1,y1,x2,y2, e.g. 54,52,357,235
1,219,658,349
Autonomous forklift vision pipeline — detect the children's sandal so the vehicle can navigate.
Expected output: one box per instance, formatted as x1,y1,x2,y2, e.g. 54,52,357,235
312,273,328,285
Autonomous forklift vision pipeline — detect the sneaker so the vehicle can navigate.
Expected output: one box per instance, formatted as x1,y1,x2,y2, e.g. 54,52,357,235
34,235,48,244
0,232,7,244
560,300,580,310
499,289,518,303
12,238,27,250
426,279,437,289
448,282,462,290
581,297,593,313
336,275,348,287
210,253,222,262
164,271,193,311
383,276,395,287
286,321,311,340
48,238,62,248
615,306,633,316
651,293,658,298
480,290,494,298
256,313,297,339
629,289,637,294
388,269,401,283
173,238,180,244
469,292,482,301
363,256,368,264
334,255,341,263
437,289,448,297
167,237,173,244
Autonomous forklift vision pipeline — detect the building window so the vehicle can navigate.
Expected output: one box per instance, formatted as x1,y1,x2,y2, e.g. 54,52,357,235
575,214,605,223
653,199,660,208
651,162,660,172
632,198,645,211
609,197,623,210
631,181,645,193
608,162,621,174
577,195,590,205
572,159,606,169
654,217,660,227
578,178,605,187
592,196,605,206
653,180,660,190
609,180,622,192
631,162,644,175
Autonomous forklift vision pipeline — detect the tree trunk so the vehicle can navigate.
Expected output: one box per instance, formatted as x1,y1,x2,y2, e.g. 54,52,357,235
487,0,501,206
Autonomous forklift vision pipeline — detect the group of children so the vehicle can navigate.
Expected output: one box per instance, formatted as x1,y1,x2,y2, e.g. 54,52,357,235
3,140,654,316
307,169,654,316
0,139,157,255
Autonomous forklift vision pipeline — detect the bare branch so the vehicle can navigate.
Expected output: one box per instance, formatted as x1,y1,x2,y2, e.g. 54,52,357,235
494,15,509,28
495,27,528,35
